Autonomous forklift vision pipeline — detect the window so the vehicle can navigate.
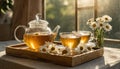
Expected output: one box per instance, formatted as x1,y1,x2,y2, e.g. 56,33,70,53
97,0,120,39
76,0,95,31
46,0,120,40
46,0,75,32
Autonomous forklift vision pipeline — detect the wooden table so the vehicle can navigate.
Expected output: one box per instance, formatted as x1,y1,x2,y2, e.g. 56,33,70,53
0,41,120,69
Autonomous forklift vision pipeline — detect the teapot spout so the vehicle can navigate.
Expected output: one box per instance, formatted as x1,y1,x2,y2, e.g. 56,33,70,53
53,25,60,34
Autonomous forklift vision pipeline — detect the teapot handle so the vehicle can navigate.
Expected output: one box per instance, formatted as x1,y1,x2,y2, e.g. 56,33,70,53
14,25,26,42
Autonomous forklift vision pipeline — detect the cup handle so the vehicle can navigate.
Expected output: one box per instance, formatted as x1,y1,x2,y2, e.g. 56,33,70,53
14,25,26,42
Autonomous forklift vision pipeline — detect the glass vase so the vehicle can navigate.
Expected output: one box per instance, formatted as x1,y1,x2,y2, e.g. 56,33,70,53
94,29,104,48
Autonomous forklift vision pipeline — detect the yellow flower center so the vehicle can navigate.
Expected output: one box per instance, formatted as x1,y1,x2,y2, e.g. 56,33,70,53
51,47,55,51
62,50,68,55
87,47,92,51
100,23,103,27
105,17,108,20
93,24,96,27
88,20,90,22
80,46,83,50
106,25,109,29
42,48,46,52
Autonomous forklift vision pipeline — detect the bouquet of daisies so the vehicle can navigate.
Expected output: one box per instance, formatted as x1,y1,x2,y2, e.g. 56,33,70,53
87,15,112,48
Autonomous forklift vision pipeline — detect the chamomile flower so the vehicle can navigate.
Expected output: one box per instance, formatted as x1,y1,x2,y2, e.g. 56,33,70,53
104,23,112,31
90,22,98,30
48,43,58,55
40,46,48,53
87,18,94,25
96,17,105,23
56,46,70,56
98,22,105,29
85,42,95,51
76,43,88,53
102,15,112,22
87,15,112,48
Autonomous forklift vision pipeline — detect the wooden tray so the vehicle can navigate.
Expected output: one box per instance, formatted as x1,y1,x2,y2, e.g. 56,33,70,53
5,43,104,67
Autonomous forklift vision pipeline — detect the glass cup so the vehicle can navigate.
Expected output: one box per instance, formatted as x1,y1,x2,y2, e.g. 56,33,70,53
77,31,91,44
60,32,81,53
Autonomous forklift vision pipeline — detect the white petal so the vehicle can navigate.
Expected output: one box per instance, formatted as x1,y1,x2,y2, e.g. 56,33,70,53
96,17,105,23
77,43,88,53
102,15,112,22
90,22,98,30
47,43,58,55
85,42,95,51
104,23,112,31
87,18,94,25
98,22,105,29
40,46,48,53
56,46,70,56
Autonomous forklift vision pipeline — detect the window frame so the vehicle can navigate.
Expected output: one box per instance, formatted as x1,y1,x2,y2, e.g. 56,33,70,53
44,0,120,42
75,0,120,42
75,0,98,31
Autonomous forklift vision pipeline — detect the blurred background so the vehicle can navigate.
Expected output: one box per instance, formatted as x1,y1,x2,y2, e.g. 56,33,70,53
0,0,120,41
46,0,120,40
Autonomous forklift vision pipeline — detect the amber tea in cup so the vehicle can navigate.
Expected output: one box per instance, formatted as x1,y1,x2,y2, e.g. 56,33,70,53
14,14,61,52
79,31,91,44
60,32,81,49
24,32,56,51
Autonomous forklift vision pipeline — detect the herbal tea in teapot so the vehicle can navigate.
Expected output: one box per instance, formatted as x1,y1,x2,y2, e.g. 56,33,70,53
24,32,56,51
14,13,60,52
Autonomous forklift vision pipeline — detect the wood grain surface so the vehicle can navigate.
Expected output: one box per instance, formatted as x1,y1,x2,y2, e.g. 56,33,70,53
6,43,104,66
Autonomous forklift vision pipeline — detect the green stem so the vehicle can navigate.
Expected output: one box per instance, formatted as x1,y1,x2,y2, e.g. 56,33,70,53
94,29,104,48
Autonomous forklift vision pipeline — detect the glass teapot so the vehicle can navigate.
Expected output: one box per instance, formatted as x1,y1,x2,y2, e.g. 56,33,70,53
14,13,60,52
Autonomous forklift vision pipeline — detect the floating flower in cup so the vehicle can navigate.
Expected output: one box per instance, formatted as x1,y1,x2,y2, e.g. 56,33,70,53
33,32,41,35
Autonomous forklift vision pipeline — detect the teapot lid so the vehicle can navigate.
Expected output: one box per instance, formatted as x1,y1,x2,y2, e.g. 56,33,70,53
28,13,49,28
